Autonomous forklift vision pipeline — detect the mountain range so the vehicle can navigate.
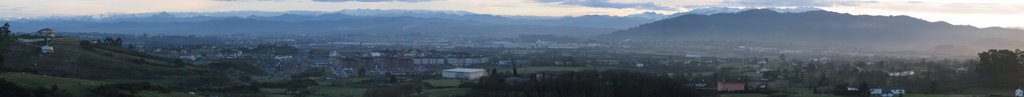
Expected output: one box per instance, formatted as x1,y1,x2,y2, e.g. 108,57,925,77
605,9,1024,51
7,7,1022,52
1,7,823,37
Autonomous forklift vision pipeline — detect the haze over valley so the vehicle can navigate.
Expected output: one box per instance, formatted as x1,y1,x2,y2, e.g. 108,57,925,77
2,0,1024,97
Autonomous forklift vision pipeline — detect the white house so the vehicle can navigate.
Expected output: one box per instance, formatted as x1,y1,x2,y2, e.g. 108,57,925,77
40,45,54,53
441,68,487,79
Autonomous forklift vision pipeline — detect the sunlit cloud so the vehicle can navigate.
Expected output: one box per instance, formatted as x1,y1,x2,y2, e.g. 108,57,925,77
311,0,440,2
534,0,677,10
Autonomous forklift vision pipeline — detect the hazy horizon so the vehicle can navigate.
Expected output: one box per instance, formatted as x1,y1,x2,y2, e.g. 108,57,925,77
1,0,1023,28
3,1,1024,97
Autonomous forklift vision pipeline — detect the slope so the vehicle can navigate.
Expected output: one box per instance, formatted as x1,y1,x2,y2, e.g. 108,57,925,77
2,35,207,81
604,9,1024,51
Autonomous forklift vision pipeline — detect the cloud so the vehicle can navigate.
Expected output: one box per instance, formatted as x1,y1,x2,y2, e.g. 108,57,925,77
715,0,876,7
210,0,439,2
535,0,676,10
311,0,439,2
210,0,281,1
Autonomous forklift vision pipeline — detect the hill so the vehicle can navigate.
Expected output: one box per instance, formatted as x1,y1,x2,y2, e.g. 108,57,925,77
4,8,822,37
0,72,201,97
13,17,616,37
604,9,1024,52
2,36,206,80
0,35,250,96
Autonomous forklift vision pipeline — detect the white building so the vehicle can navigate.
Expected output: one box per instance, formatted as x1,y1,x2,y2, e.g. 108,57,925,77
442,68,487,79
40,45,54,53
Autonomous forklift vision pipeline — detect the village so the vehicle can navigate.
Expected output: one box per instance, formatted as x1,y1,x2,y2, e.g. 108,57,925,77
0,25,1014,97
64,31,989,97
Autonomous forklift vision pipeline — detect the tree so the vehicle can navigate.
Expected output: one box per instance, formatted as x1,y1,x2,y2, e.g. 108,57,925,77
858,82,869,96
114,38,123,46
0,23,9,36
0,23,10,46
102,37,114,46
0,23,8,72
977,49,1024,89
832,83,849,96
357,67,367,77
78,40,94,50
386,72,398,83
512,64,519,76
465,70,700,97
813,75,829,93
929,80,939,94
0,52,3,72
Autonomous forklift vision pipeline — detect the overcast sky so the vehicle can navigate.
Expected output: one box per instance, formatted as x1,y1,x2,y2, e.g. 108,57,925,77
0,0,1022,28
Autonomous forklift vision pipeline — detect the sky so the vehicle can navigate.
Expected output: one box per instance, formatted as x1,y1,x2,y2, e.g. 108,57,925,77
0,0,1022,28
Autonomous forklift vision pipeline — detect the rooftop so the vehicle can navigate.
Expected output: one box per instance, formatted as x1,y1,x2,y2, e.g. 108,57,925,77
444,68,485,72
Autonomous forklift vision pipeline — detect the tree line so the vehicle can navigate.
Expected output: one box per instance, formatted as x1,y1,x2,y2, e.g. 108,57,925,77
463,70,703,97
977,49,1024,89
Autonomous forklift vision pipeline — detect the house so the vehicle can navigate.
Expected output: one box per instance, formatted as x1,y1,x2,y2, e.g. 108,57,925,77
413,57,446,65
445,57,488,66
442,68,487,80
40,45,54,53
37,28,56,37
716,79,746,91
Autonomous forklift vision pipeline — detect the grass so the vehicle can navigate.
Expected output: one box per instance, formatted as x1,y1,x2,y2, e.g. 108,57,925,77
788,94,842,97
49,38,202,79
721,94,768,97
311,87,367,97
783,88,814,94
0,38,224,97
104,78,185,85
261,88,287,94
423,79,462,88
1,72,199,97
423,88,469,97
904,94,952,97
135,91,200,97
960,88,1012,96
1,72,108,96
500,66,593,74
266,94,295,97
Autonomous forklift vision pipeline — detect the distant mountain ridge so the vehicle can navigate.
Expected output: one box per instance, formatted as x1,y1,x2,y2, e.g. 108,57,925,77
1,7,824,33
605,9,1024,51
0,7,838,39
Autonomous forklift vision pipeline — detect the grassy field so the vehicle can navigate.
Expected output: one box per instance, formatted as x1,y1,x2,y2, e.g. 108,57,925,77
904,94,953,97
261,88,288,94
3,38,211,97
787,94,842,97
423,79,462,88
498,66,594,74
135,91,200,97
423,88,469,97
311,87,367,97
959,88,1012,96
1,72,108,96
1,72,200,97
47,38,203,79
782,88,814,94
721,94,768,97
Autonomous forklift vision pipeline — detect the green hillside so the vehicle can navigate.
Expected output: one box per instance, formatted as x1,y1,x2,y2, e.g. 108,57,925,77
1,72,107,96
4,37,208,80
0,72,200,97
0,36,227,97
